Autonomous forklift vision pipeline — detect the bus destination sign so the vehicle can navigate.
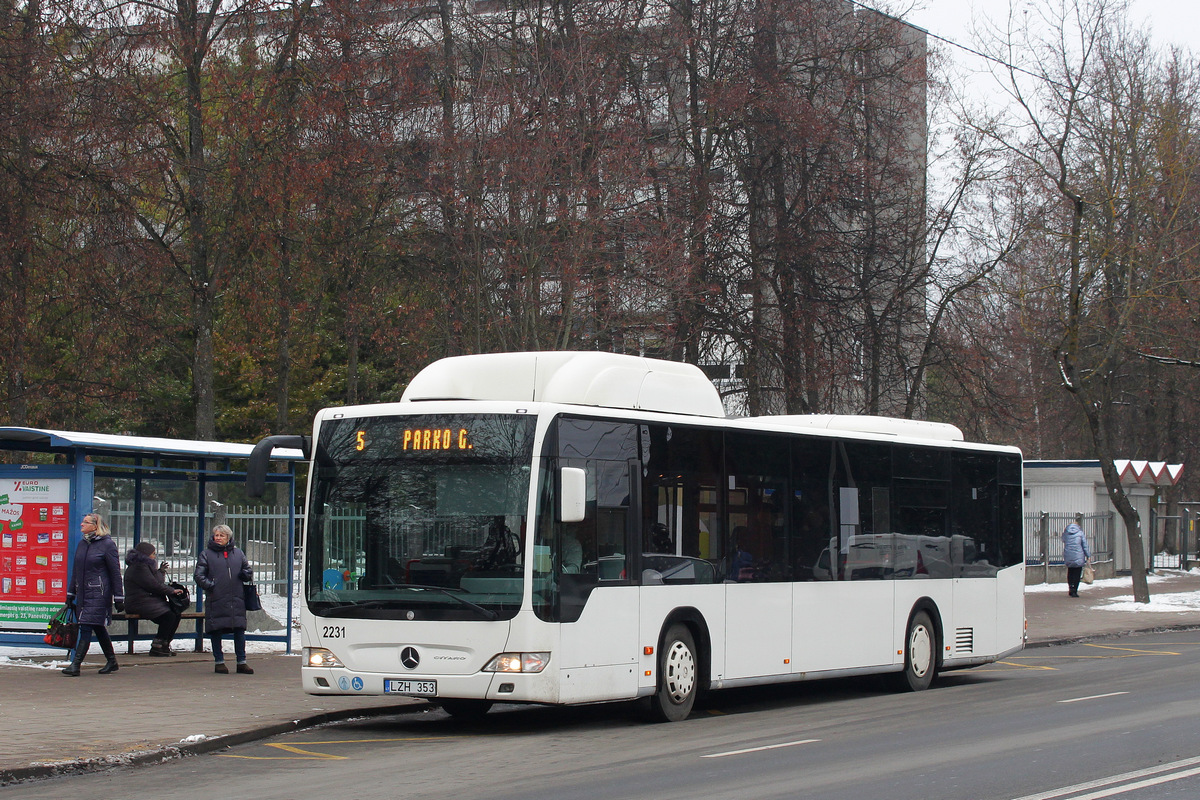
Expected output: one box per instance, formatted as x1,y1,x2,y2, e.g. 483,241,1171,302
354,428,475,453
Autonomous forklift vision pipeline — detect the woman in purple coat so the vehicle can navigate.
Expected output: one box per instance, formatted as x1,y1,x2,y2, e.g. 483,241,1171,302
63,513,125,677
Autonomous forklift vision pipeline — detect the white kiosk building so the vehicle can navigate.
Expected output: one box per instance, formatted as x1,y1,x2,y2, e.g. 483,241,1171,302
1023,459,1185,579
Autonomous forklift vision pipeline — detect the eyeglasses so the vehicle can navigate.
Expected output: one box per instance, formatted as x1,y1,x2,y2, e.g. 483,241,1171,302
82,519,97,526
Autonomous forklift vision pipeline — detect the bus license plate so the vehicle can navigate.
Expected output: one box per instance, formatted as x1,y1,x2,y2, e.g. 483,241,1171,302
385,679,437,696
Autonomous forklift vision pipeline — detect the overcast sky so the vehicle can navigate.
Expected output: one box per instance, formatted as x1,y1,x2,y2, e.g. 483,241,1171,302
904,0,1200,57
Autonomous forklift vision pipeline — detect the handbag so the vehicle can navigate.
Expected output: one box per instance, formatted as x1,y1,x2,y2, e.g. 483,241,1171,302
167,581,191,614
44,605,78,649
243,582,262,612
1081,564,1095,585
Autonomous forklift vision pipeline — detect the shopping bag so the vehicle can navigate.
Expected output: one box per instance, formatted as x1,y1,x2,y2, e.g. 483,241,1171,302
242,582,262,612
1081,564,1095,585
44,605,78,649
167,581,191,614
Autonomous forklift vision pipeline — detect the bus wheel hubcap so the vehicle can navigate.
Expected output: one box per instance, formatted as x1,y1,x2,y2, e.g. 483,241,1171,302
910,625,931,677
665,641,696,703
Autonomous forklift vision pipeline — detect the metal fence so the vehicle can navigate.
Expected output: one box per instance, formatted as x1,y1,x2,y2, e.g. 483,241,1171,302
1149,505,1200,570
318,507,488,584
107,501,299,599
1024,511,1114,567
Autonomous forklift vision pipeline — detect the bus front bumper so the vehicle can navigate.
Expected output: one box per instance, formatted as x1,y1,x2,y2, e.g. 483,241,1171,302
301,666,560,704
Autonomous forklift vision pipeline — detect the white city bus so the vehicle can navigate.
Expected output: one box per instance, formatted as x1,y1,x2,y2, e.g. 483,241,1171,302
249,351,1025,721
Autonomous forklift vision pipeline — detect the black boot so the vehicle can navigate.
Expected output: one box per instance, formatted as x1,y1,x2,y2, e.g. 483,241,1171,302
97,637,119,674
149,639,171,657
62,643,89,677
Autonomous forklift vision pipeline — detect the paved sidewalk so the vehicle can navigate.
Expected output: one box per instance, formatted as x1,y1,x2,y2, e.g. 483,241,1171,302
0,648,426,784
2,570,1198,785
1024,569,1200,645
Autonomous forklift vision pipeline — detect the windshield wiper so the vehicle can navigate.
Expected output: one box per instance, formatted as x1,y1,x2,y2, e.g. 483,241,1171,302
320,599,395,616
402,584,499,620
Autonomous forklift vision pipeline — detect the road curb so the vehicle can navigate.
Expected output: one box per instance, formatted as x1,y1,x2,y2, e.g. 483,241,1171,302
1024,622,1200,649
0,701,430,786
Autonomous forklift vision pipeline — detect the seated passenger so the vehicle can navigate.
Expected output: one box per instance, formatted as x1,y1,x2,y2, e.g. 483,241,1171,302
646,522,672,554
727,527,754,581
561,532,583,574
475,516,520,570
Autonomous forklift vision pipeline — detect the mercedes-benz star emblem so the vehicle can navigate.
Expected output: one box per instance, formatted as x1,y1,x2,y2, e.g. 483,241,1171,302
400,647,420,670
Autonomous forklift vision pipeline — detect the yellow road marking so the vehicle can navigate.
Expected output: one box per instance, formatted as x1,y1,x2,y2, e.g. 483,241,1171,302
1083,643,1180,656
988,641,1187,671
221,744,346,760
264,737,451,745
987,660,1058,671
218,737,449,760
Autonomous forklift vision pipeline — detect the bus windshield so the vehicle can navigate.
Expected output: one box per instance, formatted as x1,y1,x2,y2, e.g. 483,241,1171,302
306,413,537,621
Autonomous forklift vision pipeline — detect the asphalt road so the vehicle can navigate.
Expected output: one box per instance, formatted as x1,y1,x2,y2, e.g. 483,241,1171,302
9,630,1200,800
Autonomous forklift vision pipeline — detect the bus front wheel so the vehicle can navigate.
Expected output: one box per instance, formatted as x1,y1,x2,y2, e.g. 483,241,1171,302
650,624,698,722
898,610,937,692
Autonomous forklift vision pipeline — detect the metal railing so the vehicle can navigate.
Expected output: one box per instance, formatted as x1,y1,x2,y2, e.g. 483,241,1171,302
317,507,490,581
1024,511,1113,568
107,502,299,598
1149,505,1199,570
101,501,299,651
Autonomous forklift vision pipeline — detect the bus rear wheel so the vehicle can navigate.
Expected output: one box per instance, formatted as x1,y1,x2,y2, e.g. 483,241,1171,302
898,610,937,692
650,624,698,722
440,699,493,719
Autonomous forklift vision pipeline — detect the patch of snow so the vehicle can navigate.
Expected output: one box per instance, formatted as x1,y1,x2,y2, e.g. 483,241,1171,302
0,654,71,669
1024,571,1189,593
1099,592,1200,613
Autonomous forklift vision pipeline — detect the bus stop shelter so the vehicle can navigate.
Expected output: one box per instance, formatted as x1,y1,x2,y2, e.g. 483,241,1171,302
0,428,303,652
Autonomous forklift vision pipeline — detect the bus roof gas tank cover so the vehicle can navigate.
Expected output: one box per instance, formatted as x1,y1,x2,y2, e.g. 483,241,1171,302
401,351,726,418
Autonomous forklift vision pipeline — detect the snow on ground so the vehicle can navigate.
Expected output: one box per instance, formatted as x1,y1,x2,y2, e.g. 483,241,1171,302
1101,592,1200,613
1023,569,1197,593
1026,568,1200,613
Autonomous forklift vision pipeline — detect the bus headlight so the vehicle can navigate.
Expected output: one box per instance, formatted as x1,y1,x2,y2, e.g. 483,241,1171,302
305,647,345,668
483,652,550,673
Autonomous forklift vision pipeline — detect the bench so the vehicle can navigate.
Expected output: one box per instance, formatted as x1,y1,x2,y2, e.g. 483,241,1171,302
113,611,207,654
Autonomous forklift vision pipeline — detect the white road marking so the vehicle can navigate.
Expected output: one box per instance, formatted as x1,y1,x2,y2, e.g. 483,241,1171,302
1010,755,1200,800
1057,691,1129,704
701,739,820,758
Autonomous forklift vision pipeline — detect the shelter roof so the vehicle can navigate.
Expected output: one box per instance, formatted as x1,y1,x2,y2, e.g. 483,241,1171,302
0,427,304,462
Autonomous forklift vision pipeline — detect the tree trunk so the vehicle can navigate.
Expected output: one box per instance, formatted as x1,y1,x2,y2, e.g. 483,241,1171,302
1084,401,1151,602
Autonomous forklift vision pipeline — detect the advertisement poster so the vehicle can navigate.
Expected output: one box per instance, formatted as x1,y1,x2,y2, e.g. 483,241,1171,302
0,478,70,629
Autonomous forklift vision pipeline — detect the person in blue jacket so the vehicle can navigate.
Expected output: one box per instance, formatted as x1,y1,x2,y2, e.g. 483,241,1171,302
1062,522,1091,597
63,512,124,677
195,524,255,674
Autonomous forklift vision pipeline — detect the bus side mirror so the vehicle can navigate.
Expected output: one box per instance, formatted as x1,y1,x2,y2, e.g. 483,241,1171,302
560,467,587,523
246,435,311,498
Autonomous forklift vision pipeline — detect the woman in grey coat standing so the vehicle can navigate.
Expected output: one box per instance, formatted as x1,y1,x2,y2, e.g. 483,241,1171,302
194,524,255,674
63,512,124,677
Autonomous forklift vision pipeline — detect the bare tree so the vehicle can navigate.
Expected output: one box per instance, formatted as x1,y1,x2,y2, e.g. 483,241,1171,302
975,0,1200,601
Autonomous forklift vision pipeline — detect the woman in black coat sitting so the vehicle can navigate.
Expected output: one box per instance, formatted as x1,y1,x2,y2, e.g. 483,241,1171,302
124,542,186,657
